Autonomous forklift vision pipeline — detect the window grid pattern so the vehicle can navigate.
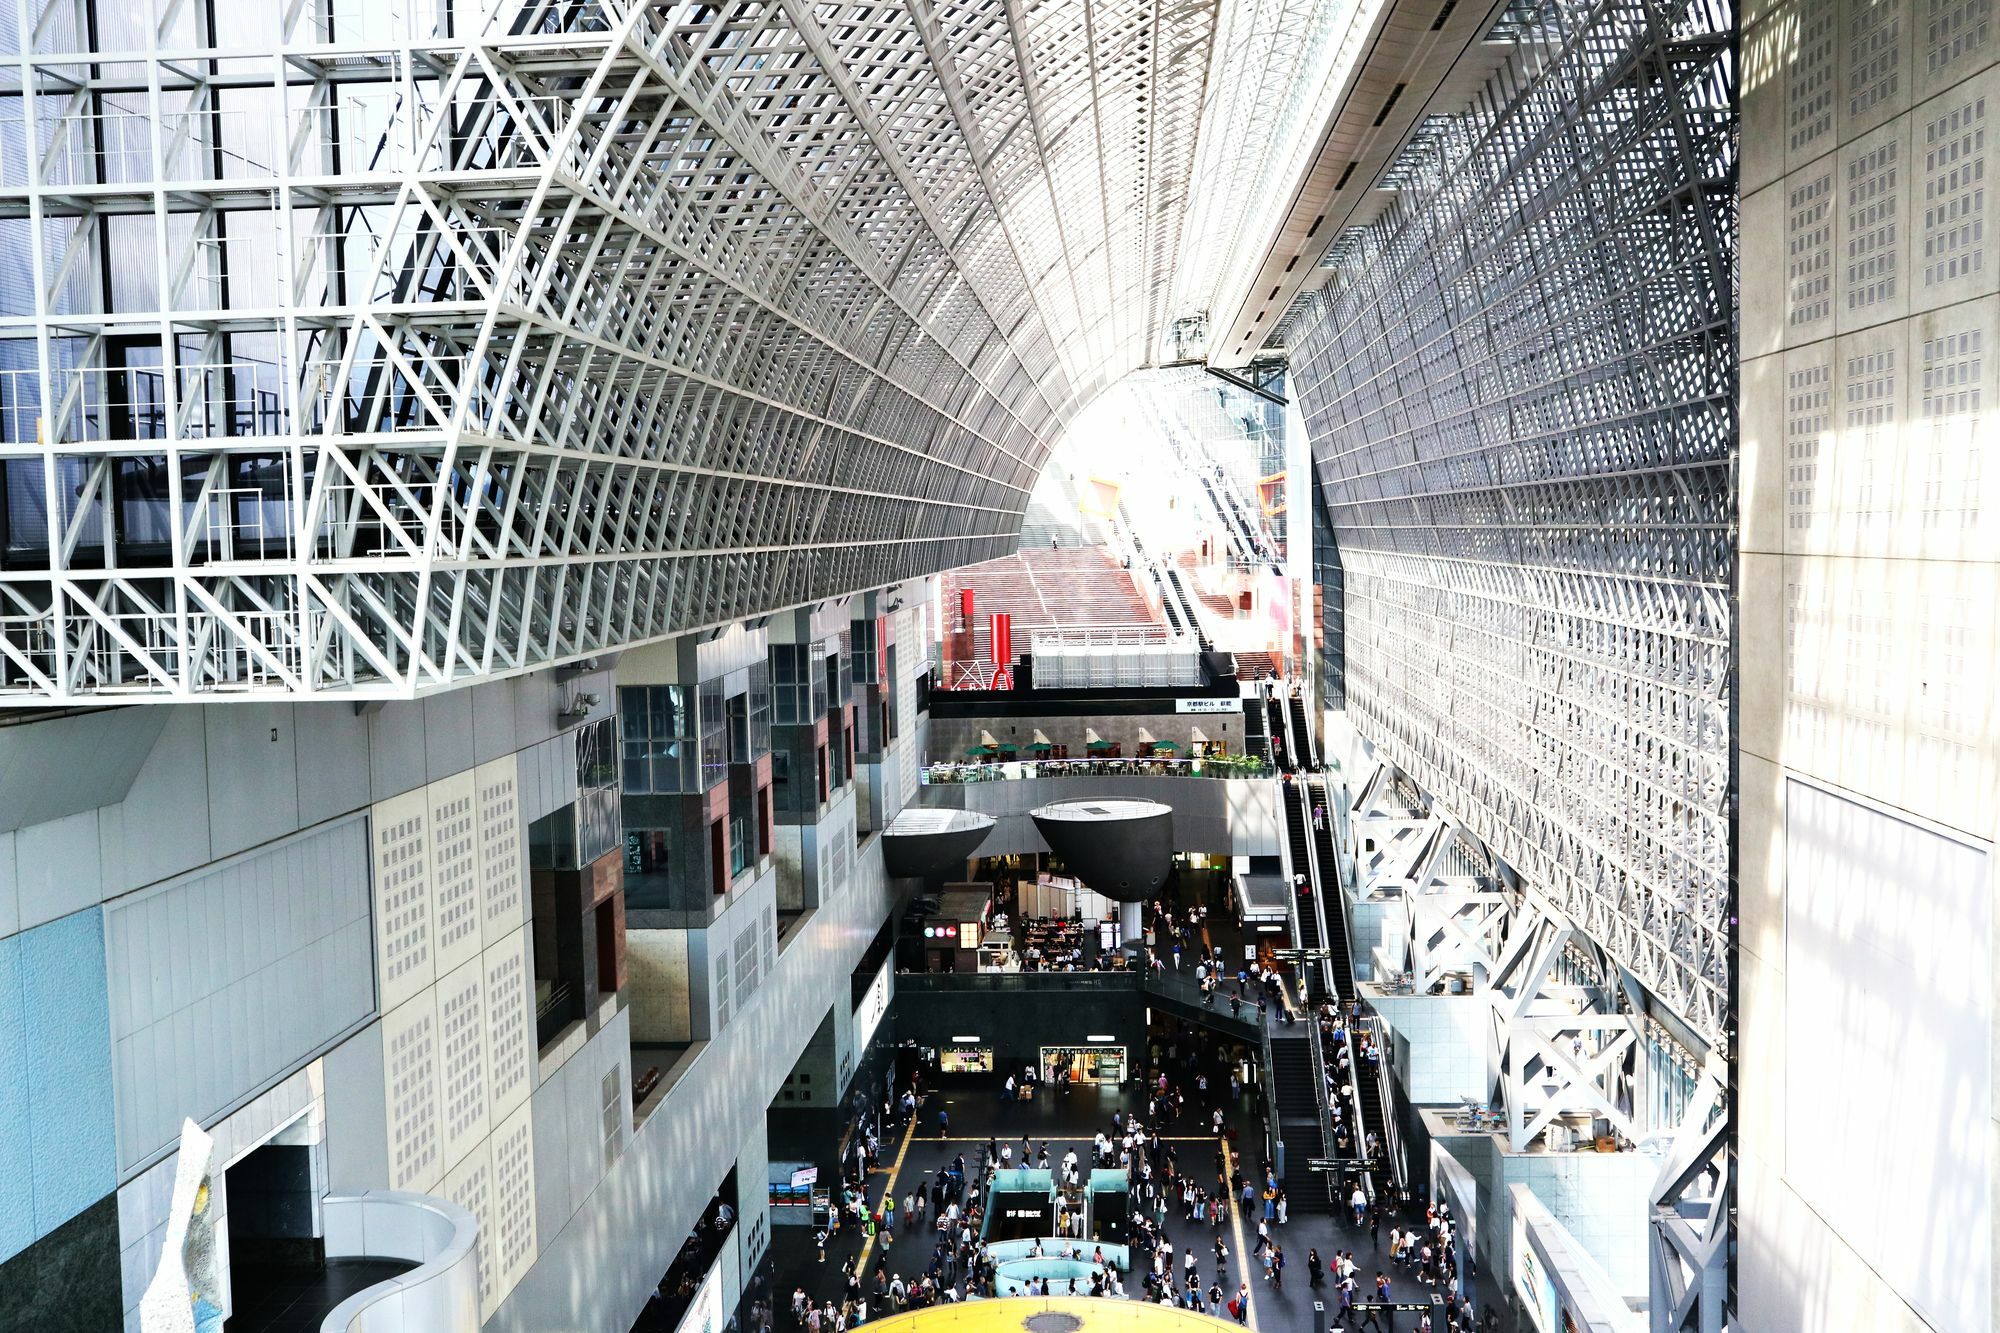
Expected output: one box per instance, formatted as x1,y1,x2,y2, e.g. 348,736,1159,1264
0,0,1231,701
1923,95,1989,285
1787,363,1831,531
1847,0,1904,120
1927,0,1992,73
1789,170,1835,325
1287,0,1736,1044
1846,142,1901,309
1922,330,1984,529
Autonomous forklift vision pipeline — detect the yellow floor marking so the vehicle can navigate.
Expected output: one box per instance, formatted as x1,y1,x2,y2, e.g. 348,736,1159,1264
854,1113,919,1274
1222,1135,1254,1328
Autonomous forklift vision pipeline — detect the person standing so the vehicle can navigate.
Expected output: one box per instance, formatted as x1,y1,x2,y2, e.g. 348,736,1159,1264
1350,1184,1368,1227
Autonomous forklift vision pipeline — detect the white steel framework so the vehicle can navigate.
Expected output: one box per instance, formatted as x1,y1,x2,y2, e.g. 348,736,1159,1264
0,0,1354,702
1286,0,1736,1046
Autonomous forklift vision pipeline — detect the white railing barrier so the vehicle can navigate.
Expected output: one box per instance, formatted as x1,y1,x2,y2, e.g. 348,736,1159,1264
318,1190,479,1333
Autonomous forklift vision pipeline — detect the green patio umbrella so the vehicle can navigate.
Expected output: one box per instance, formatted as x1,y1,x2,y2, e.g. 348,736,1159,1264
1152,739,1180,753
1028,729,1054,754
1083,727,1112,753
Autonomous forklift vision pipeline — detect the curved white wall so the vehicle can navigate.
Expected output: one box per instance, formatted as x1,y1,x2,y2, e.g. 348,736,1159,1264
319,1190,479,1333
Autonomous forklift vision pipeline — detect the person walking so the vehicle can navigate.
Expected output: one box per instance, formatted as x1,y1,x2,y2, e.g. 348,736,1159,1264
1350,1184,1368,1227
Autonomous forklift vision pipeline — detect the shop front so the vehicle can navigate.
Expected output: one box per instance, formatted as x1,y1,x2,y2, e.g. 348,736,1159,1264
1041,1043,1126,1086
939,1042,995,1075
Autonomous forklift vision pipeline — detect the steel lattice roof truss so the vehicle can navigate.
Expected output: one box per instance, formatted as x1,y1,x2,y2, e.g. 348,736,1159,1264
0,0,1228,700
1289,0,1736,1043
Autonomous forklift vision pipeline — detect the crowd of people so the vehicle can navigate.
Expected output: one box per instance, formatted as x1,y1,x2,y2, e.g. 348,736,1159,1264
773,795,1499,1333
1316,999,1384,1159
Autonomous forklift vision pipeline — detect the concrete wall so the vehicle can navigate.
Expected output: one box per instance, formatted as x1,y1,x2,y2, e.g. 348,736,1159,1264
919,774,1278,857
1740,1,1999,1329
103,817,374,1176
0,908,115,1263
1432,1131,1656,1304
1369,994,1485,1105
484,831,902,1333
0,595,941,1332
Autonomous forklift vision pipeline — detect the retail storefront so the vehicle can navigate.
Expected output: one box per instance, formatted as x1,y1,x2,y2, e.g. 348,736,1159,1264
1041,1043,1126,1085
940,1043,995,1074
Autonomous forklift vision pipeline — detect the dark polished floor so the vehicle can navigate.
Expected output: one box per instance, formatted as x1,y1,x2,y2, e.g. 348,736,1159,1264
765,1067,1504,1332
224,1258,415,1333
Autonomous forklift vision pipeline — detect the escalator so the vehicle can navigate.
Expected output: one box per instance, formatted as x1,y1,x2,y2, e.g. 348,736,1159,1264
1269,1033,1329,1209
1286,693,1315,770
1164,568,1212,650
1305,777,1355,1008
1305,773,1390,1174
1243,699,1269,764
1349,1027,1391,1171
1280,781,1320,998
1266,697,1294,774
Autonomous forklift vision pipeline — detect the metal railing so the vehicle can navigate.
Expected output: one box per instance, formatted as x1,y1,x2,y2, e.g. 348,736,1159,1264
920,756,1273,784
1364,1013,1410,1193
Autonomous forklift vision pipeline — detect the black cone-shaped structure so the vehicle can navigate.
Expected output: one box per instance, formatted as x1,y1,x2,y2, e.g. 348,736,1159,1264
882,807,996,879
1030,798,1173,901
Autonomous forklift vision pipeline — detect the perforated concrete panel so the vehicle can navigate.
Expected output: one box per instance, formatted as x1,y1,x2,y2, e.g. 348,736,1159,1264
441,1137,498,1320
1788,168,1835,329
429,771,481,979
484,926,535,1126
372,788,434,1013
1921,90,1990,293
476,756,525,950
491,1099,537,1306
436,955,489,1172
382,989,441,1193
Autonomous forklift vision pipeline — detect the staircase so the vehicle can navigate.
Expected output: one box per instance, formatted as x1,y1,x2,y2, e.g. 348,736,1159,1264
1268,1034,1329,1209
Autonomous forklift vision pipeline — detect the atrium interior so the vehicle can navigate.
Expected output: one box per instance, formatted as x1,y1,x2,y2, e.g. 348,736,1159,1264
0,2,1985,1333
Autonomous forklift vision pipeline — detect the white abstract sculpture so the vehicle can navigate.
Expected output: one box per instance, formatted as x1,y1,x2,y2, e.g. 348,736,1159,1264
139,1119,224,1333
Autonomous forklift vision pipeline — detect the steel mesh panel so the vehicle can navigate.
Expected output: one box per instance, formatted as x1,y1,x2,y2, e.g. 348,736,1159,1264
0,0,1224,700
1289,0,1737,1041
